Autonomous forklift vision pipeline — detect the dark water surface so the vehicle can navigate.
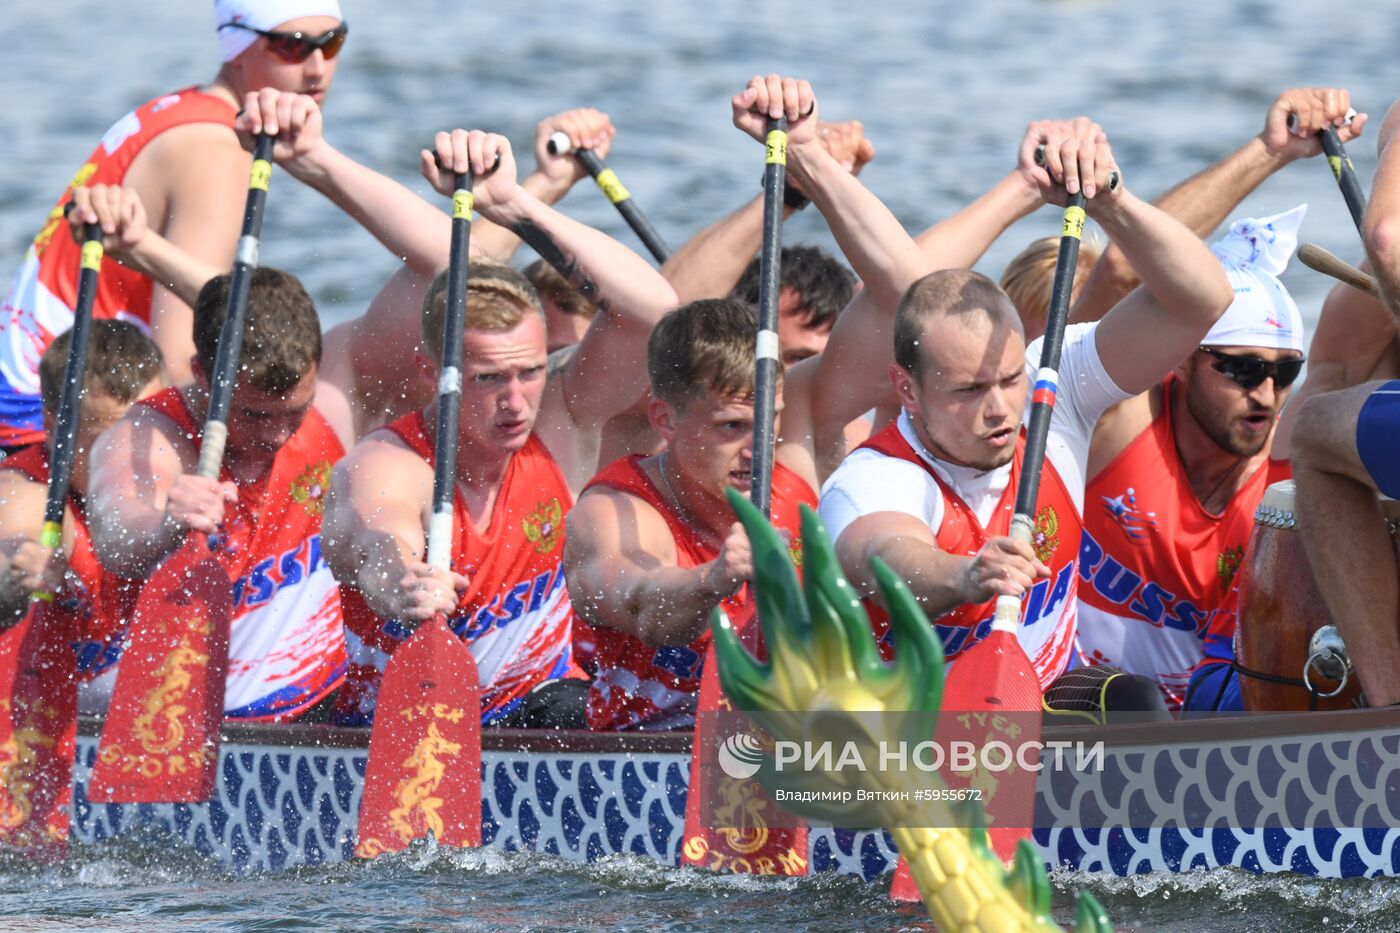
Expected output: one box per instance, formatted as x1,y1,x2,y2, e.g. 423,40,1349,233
4,836,1400,933
4,0,1400,929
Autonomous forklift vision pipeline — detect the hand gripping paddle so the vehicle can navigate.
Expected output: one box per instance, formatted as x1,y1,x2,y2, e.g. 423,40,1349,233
0,216,103,853
546,131,671,263
1290,108,1366,232
680,114,808,876
892,185,1089,899
355,163,483,857
88,135,274,803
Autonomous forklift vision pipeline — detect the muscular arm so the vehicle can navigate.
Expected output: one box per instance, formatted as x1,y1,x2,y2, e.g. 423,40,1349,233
1273,274,1398,456
69,183,221,310
913,171,1042,270
1075,86,1366,323
283,142,456,276
471,172,581,262
86,410,192,576
563,490,734,648
114,228,221,309
475,108,622,262
660,194,798,304
833,512,971,619
320,439,431,619
1071,138,1291,322
777,137,930,483
662,119,872,303
1364,102,1400,314
128,125,250,382
1089,191,1234,396
491,189,678,426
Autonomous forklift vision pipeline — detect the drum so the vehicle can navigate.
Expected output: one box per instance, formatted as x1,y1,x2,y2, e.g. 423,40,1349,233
1234,479,1400,710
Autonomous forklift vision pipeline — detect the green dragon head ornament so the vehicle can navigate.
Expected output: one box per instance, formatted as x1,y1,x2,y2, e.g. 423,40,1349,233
710,489,1111,933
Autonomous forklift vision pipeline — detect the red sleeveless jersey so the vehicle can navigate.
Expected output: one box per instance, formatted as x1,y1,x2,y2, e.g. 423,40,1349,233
338,412,579,725
137,388,347,721
856,423,1082,690
582,456,818,731
0,88,237,447
1077,377,1290,707
0,445,138,685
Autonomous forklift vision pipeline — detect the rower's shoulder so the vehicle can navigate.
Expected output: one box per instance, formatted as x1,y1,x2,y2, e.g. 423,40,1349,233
574,468,660,515
109,397,194,461
135,119,243,165
337,427,426,478
1087,385,1159,481
125,123,249,225
570,474,676,556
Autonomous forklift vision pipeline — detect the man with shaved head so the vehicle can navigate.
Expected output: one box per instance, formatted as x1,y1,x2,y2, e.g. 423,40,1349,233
819,124,1234,702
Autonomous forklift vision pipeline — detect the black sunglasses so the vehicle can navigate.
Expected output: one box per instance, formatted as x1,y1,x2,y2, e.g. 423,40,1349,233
219,20,349,64
1199,347,1304,390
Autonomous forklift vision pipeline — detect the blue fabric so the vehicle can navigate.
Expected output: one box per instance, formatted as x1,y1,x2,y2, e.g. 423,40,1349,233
1357,380,1400,499
0,373,43,446
1183,661,1242,713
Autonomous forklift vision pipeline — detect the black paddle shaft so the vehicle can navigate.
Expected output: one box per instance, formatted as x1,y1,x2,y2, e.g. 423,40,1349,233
751,115,788,518
547,133,671,263
198,133,275,480
1319,128,1368,232
427,170,475,571
1013,192,1087,523
36,217,103,568
1287,112,1367,233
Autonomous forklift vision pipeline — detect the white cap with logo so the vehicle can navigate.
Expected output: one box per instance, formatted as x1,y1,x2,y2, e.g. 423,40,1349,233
215,0,345,62
1203,203,1308,352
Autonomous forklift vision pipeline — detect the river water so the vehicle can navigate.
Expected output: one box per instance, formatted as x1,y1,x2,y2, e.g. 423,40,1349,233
3,0,1400,929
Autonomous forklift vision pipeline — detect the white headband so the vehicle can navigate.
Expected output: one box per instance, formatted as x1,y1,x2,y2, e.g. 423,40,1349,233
215,0,345,62
1203,204,1308,352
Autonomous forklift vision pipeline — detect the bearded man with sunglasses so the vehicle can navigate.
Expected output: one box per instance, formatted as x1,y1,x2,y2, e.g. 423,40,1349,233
0,0,348,451
1076,208,1307,711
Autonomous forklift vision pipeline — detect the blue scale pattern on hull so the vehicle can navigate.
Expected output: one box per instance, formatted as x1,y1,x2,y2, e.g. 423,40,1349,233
67,718,1400,881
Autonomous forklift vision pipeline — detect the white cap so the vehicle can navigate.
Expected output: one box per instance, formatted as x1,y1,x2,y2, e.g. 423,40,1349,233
1203,204,1307,352
215,0,345,62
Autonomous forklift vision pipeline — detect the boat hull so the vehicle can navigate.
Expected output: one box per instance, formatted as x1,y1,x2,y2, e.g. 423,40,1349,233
71,709,1400,880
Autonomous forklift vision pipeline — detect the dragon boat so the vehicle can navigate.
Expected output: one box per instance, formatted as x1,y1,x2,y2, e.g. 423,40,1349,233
70,705,1400,881
61,489,1400,902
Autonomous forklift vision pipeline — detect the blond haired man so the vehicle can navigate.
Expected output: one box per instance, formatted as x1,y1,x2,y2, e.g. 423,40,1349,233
322,131,676,727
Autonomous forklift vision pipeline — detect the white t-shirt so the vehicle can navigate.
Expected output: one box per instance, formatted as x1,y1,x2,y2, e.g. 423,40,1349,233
820,322,1129,545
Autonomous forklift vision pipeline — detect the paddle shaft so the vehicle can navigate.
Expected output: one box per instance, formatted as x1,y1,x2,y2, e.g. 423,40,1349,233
1320,127,1367,232
353,169,486,854
427,170,475,570
32,219,103,597
546,132,671,263
197,133,274,480
992,193,1087,632
751,116,788,518
1290,111,1366,232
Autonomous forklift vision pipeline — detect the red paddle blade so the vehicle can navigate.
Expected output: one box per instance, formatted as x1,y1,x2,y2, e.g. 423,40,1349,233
88,536,230,803
887,630,1042,897
943,629,1041,713
0,601,78,860
941,629,1041,864
889,856,919,900
680,644,809,876
356,616,481,857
